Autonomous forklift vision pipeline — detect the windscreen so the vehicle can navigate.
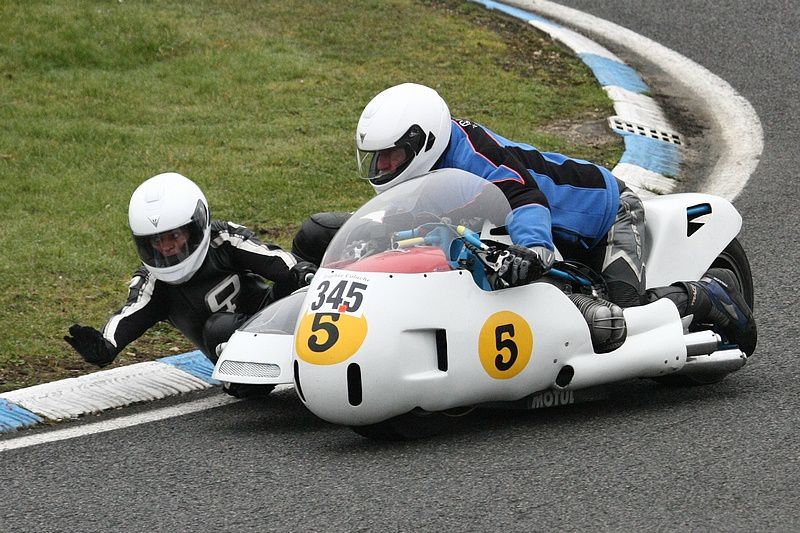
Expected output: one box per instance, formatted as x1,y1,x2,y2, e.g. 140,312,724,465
321,168,513,272
239,288,308,334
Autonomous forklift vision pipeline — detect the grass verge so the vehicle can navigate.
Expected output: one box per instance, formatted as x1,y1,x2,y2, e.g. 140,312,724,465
0,0,622,393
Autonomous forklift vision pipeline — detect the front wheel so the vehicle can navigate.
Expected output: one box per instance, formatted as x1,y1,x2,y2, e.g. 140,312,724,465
221,382,276,398
350,407,474,440
655,237,754,387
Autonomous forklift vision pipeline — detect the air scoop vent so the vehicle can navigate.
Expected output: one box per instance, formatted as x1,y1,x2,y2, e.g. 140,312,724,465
219,360,280,378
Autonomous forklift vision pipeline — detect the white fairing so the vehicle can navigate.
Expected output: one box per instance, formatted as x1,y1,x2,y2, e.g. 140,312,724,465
290,170,731,427
294,270,686,426
212,289,307,385
643,193,742,287
218,171,745,427
212,332,293,385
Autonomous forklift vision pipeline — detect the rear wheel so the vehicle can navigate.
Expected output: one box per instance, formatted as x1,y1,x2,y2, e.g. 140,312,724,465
711,237,754,309
656,237,753,387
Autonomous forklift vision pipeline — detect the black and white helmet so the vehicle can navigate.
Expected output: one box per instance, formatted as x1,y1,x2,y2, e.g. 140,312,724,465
128,172,211,284
355,83,452,193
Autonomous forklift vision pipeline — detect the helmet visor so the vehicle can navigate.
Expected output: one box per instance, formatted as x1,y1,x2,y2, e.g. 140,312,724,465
356,144,414,186
133,200,208,268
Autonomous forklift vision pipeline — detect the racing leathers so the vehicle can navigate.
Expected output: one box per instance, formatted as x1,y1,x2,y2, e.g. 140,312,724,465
439,118,644,306
92,221,299,363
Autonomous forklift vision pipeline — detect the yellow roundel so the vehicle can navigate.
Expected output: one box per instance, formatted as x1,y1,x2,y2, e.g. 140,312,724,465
295,312,368,365
478,311,533,379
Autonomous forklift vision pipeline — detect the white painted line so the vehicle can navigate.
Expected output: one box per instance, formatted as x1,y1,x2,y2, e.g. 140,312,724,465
510,0,763,200
604,86,674,131
0,384,295,452
612,162,678,196
0,395,235,452
0,362,212,420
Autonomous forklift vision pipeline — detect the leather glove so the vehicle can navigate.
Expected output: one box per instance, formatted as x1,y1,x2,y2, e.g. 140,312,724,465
289,261,318,289
64,324,116,367
496,245,554,287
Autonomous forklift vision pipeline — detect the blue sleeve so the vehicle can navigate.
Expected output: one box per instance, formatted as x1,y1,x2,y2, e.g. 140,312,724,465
439,120,554,250
507,204,554,250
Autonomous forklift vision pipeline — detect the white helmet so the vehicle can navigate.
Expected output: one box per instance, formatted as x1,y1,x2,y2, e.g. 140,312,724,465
128,172,211,284
355,83,452,193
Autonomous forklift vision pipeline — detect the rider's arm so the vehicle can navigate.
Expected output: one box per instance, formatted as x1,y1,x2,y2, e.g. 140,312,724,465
101,267,167,357
442,120,554,250
211,221,299,299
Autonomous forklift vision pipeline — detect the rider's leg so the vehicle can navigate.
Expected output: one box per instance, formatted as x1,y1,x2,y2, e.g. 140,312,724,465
647,268,757,356
201,311,251,363
555,189,645,352
560,187,643,352
291,212,351,266
598,187,647,307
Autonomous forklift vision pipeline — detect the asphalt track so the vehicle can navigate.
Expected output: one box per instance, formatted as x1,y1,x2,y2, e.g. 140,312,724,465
2,2,798,531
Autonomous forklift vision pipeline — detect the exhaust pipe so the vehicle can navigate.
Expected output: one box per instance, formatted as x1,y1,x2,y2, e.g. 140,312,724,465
684,330,721,356
679,330,746,375
676,348,747,375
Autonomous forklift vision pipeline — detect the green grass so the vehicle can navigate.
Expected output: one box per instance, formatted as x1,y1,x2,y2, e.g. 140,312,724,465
0,0,622,392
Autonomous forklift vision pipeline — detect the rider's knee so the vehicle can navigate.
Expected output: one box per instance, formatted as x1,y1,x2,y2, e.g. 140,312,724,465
201,312,249,363
291,212,351,266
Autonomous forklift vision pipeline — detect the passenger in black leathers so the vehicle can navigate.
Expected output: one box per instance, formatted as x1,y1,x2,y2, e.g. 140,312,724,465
64,172,315,366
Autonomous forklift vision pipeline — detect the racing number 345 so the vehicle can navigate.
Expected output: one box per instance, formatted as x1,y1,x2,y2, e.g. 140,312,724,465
310,280,368,313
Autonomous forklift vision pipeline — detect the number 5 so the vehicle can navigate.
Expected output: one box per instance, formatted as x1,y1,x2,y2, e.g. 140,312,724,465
494,324,518,371
307,313,340,353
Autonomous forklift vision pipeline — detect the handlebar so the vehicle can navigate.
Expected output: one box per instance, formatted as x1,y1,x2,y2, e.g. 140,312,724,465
391,223,592,287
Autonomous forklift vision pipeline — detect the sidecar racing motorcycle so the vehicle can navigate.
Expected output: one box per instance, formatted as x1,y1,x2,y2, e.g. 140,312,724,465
212,168,754,439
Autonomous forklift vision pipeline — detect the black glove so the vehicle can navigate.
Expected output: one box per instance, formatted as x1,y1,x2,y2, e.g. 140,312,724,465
64,324,116,367
288,261,318,289
496,245,554,287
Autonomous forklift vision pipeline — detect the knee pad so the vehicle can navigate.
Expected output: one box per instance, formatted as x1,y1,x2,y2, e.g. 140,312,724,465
291,212,351,265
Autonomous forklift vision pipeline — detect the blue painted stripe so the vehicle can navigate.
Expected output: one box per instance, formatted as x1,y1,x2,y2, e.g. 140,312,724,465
158,350,219,385
470,0,554,25
618,134,683,177
0,398,43,433
578,53,649,93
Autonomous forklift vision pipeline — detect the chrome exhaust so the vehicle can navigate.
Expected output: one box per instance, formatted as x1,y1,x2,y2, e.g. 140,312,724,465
684,330,722,356
678,330,746,375
677,348,747,375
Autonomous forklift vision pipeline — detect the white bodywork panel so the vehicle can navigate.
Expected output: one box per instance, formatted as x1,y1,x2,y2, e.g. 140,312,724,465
294,269,687,426
643,193,741,287
212,332,293,385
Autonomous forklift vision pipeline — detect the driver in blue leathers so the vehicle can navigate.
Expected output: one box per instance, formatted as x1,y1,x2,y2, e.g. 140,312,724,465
296,83,755,356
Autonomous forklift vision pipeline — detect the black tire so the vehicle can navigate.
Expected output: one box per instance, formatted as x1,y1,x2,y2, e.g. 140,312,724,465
351,407,474,440
221,382,276,398
655,237,753,387
711,237,754,309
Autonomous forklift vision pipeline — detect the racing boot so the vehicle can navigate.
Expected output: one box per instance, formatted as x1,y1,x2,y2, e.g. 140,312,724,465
568,293,627,353
682,268,757,356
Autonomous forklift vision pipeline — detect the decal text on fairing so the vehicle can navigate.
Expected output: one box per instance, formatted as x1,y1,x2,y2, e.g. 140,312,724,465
528,390,574,409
